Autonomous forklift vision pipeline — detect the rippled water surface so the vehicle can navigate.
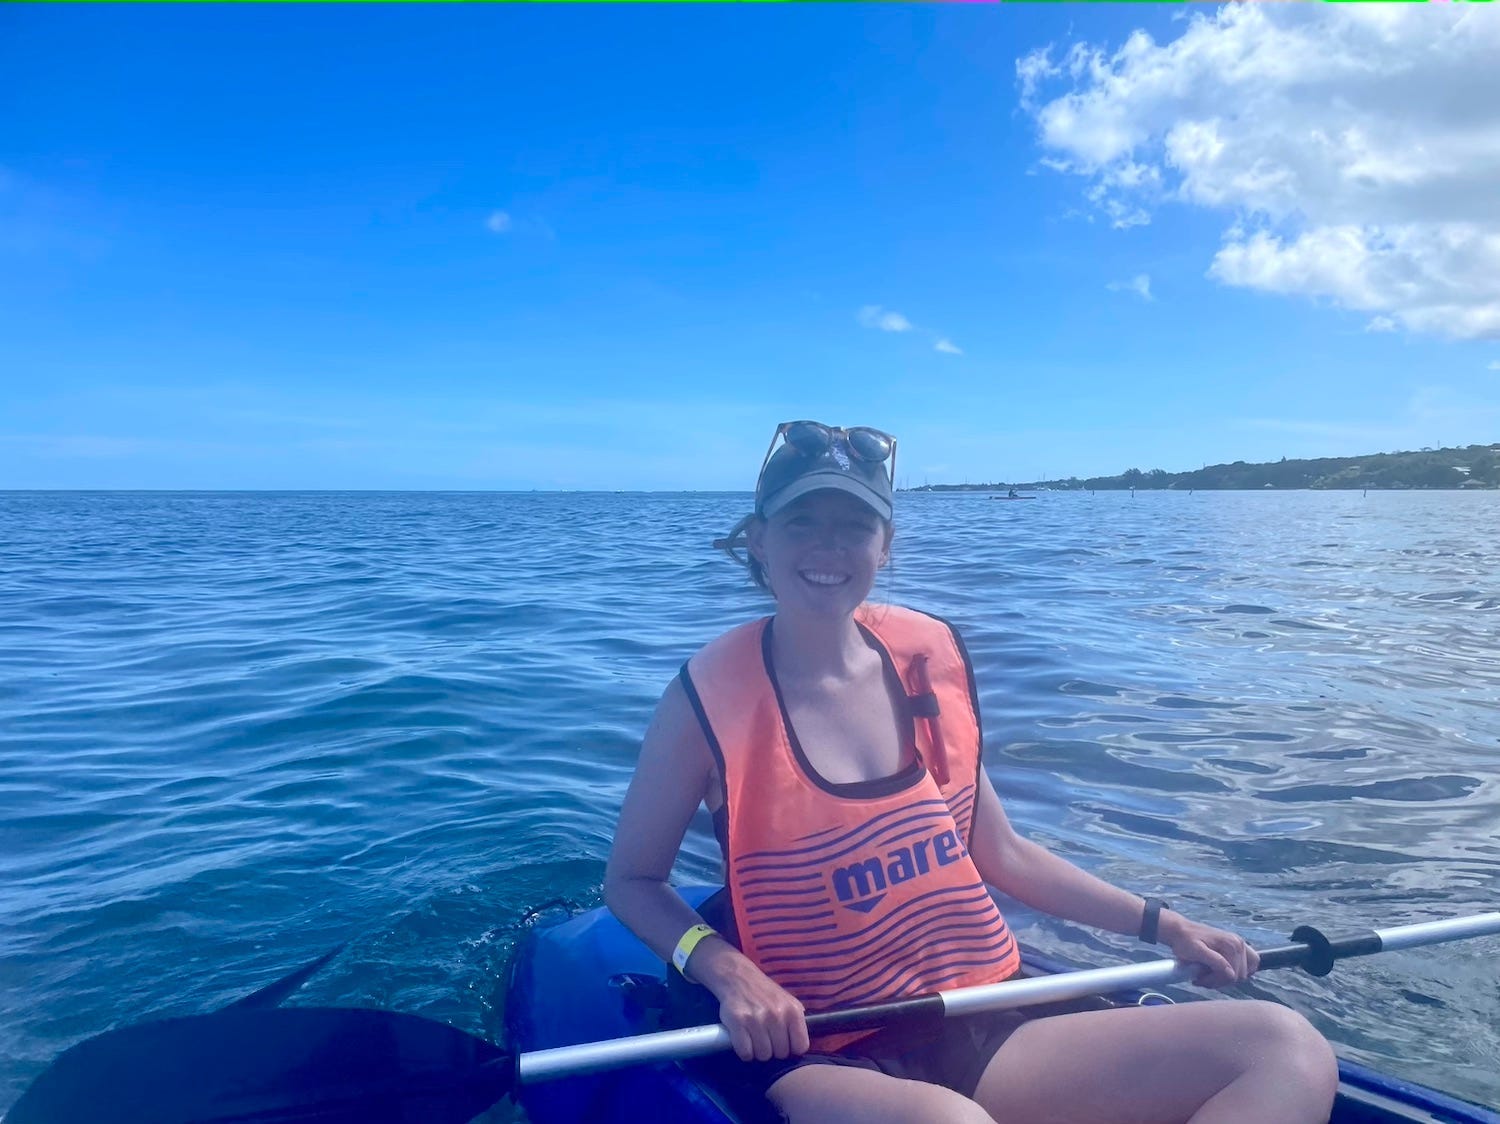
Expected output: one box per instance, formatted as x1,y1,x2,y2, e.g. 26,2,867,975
2,489,1497,1115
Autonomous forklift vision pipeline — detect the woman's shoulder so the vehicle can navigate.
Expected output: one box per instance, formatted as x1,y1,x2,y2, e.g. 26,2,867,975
685,614,771,670
859,601,965,635
642,675,713,769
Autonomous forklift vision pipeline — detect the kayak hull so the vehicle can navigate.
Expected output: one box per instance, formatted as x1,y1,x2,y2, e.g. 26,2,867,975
504,888,740,1124
502,888,1498,1124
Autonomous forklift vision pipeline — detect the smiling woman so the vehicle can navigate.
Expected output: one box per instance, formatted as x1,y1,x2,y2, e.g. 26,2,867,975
715,421,897,596
603,419,1340,1124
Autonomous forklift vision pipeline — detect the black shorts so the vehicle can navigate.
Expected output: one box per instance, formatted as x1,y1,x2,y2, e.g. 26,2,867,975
684,1007,1037,1123
664,891,1049,1121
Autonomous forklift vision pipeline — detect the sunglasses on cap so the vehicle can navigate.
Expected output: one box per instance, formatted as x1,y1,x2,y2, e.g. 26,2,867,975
757,420,898,486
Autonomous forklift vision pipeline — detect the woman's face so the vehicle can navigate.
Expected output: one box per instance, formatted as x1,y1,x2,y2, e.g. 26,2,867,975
748,490,892,618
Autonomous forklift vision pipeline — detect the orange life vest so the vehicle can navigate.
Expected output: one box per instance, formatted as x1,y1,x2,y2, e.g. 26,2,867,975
681,604,1021,1046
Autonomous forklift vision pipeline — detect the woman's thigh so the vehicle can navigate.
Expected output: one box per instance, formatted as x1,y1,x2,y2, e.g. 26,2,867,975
972,999,1337,1124
768,1062,997,1124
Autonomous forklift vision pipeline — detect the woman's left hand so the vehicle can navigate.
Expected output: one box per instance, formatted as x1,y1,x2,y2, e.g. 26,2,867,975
1159,912,1260,987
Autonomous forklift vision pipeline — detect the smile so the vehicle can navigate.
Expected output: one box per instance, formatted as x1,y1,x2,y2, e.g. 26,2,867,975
800,570,850,586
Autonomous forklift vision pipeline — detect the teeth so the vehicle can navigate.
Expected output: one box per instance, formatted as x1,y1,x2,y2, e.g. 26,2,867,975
801,571,848,585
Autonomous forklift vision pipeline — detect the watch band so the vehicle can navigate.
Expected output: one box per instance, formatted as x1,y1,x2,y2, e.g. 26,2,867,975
671,923,717,978
1139,898,1169,944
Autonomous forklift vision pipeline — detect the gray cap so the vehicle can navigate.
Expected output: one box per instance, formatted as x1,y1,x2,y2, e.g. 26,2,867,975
755,438,893,521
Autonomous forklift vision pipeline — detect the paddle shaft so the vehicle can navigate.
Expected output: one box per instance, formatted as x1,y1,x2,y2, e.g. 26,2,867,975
516,911,1500,1083
1258,912,1500,975
10,912,1497,1124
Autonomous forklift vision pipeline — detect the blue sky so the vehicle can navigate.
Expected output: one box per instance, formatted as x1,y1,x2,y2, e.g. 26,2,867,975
3,5,1498,490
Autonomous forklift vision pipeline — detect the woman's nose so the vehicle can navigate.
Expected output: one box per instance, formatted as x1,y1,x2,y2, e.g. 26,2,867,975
814,522,841,547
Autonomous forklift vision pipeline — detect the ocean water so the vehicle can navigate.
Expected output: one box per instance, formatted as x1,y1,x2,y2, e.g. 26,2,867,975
1,489,1497,1118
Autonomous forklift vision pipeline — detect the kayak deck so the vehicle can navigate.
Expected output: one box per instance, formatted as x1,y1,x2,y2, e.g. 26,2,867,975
503,887,1498,1124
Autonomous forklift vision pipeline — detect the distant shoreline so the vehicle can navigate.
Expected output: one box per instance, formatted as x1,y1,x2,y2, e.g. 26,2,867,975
903,484,1498,493
909,441,1500,493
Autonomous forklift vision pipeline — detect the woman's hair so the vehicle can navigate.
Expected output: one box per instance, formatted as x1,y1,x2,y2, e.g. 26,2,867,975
713,514,771,591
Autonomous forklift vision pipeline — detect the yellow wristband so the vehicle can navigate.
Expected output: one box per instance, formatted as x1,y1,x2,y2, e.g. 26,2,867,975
671,923,717,978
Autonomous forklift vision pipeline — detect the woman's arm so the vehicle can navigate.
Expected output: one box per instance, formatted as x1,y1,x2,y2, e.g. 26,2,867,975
968,768,1257,984
604,677,809,1060
603,677,719,959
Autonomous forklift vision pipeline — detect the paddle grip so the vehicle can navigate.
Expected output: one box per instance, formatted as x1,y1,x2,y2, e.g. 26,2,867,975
1256,927,1383,976
805,994,946,1036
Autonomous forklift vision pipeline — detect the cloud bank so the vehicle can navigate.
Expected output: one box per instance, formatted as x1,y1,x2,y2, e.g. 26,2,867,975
1020,5,1500,340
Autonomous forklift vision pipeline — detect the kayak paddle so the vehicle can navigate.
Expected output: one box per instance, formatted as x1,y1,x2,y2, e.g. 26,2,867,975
8,911,1498,1124
223,943,346,1011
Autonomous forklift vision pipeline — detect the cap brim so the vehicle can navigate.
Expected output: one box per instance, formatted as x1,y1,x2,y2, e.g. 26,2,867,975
760,470,892,521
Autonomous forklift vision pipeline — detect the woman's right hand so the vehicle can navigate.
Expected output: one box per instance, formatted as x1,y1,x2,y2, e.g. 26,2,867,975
689,937,810,1061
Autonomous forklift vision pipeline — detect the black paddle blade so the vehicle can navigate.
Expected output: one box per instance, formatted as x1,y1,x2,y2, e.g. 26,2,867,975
7,1007,513,1124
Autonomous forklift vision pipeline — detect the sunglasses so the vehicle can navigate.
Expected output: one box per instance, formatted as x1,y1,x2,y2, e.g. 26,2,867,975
758,420,898,487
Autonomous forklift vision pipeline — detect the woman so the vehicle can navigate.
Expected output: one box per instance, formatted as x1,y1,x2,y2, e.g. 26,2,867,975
605,420,1338,1124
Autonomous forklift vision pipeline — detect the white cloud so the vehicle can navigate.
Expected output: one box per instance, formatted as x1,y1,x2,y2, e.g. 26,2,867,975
1019,5,1500,340
1087,185,1152,230
859,304,966,354
1366,315,1399,334
1107,274,1154,302
858,305,913,332
485,210,513,234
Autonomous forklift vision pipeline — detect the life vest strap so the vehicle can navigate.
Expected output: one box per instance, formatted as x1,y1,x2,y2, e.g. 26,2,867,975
907,652,951,787
907,691,941,718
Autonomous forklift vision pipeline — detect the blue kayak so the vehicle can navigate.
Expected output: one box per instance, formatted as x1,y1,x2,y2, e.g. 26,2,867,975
504,887,1499,1124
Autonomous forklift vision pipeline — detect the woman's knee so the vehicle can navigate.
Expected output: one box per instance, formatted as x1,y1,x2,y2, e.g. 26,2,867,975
875,1080,996,1124
1241,1001,1340,1092
893,1080,998,1124
774,1072,996,1124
